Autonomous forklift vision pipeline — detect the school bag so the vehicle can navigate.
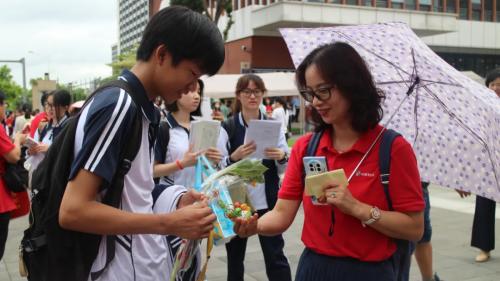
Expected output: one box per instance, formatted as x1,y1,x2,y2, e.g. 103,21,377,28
3,147,29,192
304,128,415,281
20,80,143,281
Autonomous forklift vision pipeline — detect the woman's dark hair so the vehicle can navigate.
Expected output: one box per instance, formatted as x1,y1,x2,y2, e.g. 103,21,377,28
53,90,71,107
295,42,384,133
233,74,267,114
485,68,500,87
273,97,287,113
136,6,224,76
166,79,204,117
40,91,49,106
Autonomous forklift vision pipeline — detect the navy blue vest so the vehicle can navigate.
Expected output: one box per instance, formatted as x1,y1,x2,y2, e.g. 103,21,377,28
224,114,280,209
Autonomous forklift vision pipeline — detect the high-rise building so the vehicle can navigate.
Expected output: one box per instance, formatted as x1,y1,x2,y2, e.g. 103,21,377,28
112,0,163,61
220,0,500,76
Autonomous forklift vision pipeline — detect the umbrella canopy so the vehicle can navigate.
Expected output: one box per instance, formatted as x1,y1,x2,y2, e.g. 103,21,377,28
201,72,299,99
280,22,500,202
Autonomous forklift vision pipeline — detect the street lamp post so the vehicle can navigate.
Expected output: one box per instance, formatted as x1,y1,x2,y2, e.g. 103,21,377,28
0,58,27,91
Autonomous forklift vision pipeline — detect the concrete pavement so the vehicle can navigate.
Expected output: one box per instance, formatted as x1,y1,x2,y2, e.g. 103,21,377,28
1,185,499,281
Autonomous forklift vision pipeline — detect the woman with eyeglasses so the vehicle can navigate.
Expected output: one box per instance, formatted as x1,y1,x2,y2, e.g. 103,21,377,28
232,43,424,281
26,90,71,180
219,74,291,281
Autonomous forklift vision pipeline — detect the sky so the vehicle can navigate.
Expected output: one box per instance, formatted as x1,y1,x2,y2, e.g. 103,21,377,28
0,0,117,88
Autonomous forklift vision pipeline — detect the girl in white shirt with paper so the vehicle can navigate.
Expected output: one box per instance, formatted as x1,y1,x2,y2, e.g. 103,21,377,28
152,79,224,281
219,73,292,281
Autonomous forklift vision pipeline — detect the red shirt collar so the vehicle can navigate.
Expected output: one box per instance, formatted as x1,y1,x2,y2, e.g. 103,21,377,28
317,124,384,154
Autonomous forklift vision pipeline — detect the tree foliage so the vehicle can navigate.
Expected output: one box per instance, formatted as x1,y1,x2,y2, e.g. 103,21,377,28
57,83,87,102
0,65,25,109
109,44,137,76
171,0,235,41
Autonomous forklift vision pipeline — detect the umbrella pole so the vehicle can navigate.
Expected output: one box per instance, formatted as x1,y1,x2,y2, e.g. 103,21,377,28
347,78,420,182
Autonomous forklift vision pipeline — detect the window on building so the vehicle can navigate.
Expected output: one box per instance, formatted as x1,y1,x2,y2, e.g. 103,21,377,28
459,0,468,19
420,0,432,11
471,0,481,20
497,0,500,21
405,0,417,10
326,0,342,3
392,0,404,8
346,0,358,5
432,0,444,11
376,0,387,7
446,0,457,13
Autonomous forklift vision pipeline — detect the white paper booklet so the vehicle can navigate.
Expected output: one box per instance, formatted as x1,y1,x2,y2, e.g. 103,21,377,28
190,119,221,152
244,119,282,159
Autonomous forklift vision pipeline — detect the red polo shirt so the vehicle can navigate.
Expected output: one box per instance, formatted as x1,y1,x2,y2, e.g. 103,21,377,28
0,125,16,213
279,125,424,262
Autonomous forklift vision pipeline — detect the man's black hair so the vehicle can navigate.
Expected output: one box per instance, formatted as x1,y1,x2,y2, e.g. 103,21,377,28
0,90,5,104
53,89,72,107
485,68,500,87
136,6,225,76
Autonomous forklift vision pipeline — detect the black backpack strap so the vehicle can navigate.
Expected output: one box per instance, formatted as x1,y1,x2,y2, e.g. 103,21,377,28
222,115,236,142
89,80,144,281
378,128,401,211
306,131,323,157
158,121,171,149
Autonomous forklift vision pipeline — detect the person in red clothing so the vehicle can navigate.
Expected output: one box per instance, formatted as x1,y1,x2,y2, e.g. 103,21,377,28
233,42,424,281
29,91,50,138
0,90,26,260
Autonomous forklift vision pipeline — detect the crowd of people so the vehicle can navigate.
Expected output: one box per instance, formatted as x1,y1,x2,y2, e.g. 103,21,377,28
0,5,498,281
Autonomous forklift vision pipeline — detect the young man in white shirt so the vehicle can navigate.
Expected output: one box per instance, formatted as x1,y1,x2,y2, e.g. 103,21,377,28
58,6,225,281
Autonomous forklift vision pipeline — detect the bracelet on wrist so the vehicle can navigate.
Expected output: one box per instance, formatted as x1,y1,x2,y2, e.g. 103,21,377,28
175,160,184,170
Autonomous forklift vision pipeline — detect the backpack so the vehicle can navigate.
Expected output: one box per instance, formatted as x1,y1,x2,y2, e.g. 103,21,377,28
304,128,414,281
3,147,29,192
154,121,171,184
20,80,144,281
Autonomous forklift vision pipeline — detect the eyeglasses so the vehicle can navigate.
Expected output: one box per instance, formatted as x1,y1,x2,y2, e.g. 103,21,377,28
45,103,54,109
240,89,264,97
299,85,335,102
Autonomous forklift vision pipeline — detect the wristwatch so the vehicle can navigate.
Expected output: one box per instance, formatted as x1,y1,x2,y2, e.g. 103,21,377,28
277,152,289,164
362,206,381,227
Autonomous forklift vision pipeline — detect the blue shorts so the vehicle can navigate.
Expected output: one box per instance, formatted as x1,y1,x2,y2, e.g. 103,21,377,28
418,183,432,243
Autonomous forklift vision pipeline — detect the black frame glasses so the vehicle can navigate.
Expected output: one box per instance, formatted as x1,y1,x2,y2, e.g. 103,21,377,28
299,85,335,102
240,88,264,97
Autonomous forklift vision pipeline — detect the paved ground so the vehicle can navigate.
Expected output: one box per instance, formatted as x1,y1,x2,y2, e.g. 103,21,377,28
1,185,499,281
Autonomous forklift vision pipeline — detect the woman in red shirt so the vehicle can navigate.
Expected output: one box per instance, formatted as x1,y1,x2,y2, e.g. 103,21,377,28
234,43,424,281
0,90,25,260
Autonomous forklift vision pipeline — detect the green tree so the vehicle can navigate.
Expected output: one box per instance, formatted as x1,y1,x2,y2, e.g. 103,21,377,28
0,65,25,109
109,45,137,76
57,83,88,102
171,0,235,41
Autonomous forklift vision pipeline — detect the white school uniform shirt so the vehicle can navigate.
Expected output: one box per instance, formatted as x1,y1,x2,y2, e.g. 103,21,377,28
271,106,288,135
152,184,201,281
154,113,226,188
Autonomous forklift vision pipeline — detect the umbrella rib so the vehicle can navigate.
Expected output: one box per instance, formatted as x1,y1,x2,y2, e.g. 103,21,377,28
413,87,421,146
419,79,463,88
378,80,414,85
420,84,500,189
335,32,413,83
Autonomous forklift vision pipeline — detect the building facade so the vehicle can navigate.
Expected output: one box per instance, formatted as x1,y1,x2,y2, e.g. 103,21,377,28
112,0,162,61
220,0,500,76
